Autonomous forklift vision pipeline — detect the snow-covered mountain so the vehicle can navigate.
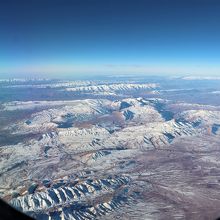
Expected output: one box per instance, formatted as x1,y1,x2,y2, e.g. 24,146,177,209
1,79,220,220
65,83,159,94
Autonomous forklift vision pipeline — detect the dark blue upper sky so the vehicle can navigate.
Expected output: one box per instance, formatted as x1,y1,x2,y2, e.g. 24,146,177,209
1,0,220,77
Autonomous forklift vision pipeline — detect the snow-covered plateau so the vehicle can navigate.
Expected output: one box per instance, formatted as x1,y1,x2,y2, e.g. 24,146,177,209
1,79,220,220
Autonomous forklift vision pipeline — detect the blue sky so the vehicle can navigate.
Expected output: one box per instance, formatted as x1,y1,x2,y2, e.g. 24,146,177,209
1,0,220,77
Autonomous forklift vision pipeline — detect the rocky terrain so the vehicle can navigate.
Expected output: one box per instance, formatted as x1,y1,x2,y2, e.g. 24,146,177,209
1,77,220,219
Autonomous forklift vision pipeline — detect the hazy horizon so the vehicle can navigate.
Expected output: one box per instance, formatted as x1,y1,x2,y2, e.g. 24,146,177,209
1,0,220,77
